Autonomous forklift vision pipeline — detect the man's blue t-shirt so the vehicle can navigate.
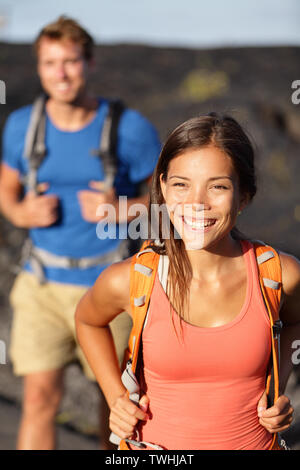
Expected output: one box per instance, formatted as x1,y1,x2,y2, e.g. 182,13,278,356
2,99,161,286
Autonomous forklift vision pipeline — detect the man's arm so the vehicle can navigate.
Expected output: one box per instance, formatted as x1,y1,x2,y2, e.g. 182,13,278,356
0,163,58,228
78,107,160,225
77,175,152,224
116,174,152,223
0,164,23,226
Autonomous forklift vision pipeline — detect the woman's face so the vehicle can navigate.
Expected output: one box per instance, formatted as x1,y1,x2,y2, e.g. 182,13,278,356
160,145,247,250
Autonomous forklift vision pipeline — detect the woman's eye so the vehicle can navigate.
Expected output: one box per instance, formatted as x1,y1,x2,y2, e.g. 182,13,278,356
173,182,187,187
213,185,228,190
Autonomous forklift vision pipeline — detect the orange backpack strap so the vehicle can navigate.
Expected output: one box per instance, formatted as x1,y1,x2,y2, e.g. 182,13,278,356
117,239,283,450
115,242,160,450
253,240,283,407
128,239,283,403
127,242,160,374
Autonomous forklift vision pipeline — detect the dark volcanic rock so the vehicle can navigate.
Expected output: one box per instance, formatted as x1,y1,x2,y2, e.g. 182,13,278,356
1,43,299,255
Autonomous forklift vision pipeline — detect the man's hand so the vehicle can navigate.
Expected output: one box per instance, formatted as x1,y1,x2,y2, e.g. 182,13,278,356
15,183,59,228
257,390,294,433
77,181,118,223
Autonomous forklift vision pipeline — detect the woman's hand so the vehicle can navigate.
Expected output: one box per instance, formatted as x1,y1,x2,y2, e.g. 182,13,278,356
257,390,294,433
109,393,150,440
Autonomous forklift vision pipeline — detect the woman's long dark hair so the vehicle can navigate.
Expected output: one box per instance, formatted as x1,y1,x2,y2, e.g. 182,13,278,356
148,113,257,325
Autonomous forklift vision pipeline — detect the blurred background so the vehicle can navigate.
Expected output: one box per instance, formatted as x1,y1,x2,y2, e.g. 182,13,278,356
0,0,299,450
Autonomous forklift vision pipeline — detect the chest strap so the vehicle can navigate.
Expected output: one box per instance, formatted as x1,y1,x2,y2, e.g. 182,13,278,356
21,238,129,284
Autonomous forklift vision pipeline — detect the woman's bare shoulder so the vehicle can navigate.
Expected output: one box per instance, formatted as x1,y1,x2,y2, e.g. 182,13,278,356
249,239,300,294
92,256,132,314
278,250,300,296
97,256,132,288
278,250,300,324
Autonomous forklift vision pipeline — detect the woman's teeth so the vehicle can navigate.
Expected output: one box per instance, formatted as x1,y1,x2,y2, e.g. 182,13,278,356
183,217,216,229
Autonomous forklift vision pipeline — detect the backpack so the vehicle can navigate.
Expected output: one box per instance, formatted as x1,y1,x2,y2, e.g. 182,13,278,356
23,93,125,193
19,94,141,283
112,239,286,450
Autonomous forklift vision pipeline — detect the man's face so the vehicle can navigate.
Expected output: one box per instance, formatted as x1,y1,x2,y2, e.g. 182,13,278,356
37,37,91,104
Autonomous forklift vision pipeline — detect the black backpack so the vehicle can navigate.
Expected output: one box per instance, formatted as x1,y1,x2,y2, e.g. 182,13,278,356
19,94,144,282
23,93,125,193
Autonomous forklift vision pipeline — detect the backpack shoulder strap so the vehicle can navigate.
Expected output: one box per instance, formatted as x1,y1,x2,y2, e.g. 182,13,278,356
24,96,126,193
92,99,125,189
110,243,159,450
23,94,47,193
252,239,282,407
126,241,160,374
253,240,282,320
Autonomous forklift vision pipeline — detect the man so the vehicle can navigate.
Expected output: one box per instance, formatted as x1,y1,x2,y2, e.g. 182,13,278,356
0,16,160,450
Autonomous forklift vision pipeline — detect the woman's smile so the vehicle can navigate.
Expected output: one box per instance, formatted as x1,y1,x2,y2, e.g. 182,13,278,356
181,216,217,231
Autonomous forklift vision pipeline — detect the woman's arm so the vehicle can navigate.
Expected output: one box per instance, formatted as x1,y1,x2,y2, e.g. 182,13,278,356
258,251,300,433
278,251,300,393
75,258,148,439
75,259,131,406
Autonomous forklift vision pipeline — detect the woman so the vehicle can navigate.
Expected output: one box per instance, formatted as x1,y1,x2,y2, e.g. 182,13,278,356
75,114,299,450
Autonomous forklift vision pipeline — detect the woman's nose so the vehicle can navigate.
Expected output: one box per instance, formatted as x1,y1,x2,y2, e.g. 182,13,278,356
184,187,211,210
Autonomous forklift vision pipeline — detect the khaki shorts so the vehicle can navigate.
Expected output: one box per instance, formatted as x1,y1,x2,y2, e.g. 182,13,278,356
9,271,132,381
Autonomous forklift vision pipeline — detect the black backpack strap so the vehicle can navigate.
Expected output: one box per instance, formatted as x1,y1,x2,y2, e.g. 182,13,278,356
23,94,47,194
91,99,125,189
24,96,125,193
101,100,149,197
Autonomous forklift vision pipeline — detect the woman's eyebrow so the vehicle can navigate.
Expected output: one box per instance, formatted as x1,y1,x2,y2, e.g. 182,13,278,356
168,175,233,181
168,175,190,180
207,176,233,182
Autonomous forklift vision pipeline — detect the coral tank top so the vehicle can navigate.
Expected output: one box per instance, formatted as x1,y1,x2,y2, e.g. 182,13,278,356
136,240,273,450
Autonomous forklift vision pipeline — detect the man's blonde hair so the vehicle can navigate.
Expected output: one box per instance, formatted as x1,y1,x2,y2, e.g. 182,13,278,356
33,16,94,61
